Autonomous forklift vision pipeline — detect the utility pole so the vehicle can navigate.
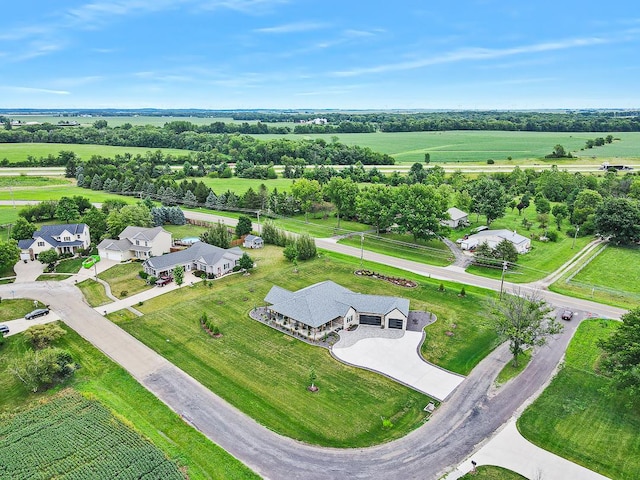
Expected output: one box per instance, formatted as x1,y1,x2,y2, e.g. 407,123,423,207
256,210,261,234
499,261,508,300
360,233,364,268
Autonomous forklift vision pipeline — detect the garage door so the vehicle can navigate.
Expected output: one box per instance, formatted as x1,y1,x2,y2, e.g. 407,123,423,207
388,318,404,329
99,249,120,261
359,314,382,326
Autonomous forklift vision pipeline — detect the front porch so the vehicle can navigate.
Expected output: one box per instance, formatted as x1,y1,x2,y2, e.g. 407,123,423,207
250,307,341,347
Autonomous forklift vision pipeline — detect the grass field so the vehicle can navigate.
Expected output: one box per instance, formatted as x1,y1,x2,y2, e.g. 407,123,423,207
98,262,149,298
163,223,208,240
0,175,71,188
77,279,112,307
0,390,184,479
518,319,640,479
0,325,258,479
199,175,294,194
7,115,243,127
459,465,527,479
495,350,532,386
113,247,498,447
0,298,47,321
55,257,85,274
550,245,640,309
0,184,138,204
0,143,192,164
258,131,640,164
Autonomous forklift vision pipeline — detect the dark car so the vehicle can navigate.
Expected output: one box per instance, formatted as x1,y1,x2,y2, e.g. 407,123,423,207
156,276,173,287
561,310,574,321
0,324,9,335
25,308,50,320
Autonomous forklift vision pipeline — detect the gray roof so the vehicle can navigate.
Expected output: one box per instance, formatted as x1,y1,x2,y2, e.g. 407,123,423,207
144,242,242,271
469,229,529,245
447,207,468,220
21,224,88,249
244,234,262,242
264,280,410,329
97,238,131,252
119,226,168,242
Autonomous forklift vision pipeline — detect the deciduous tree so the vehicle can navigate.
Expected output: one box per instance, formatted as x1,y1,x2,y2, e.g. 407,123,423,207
599,308,640,397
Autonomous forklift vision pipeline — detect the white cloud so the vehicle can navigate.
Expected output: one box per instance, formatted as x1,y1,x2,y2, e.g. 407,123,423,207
332,36,614,77
254,21,329,34
1,86,70,95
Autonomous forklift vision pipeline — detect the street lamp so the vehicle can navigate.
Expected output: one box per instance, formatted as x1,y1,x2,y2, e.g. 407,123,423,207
499,261,508,300
571,225,580,249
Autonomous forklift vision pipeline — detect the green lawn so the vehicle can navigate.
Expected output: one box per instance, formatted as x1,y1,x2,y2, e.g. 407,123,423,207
0,143,192,164
98,262,150,298
162,223,208,240
36,274,72,281
55,256,85,274
199,176,294,194
0,184,138,204
0,324,258,479
115,247,498,447
518,320,640,479
0,298,47,321
459,465,527,480
550,245,640,309
270,213,372,238
495,350,532,386
339,232,453,267
0,175,71,188
77,279,112,307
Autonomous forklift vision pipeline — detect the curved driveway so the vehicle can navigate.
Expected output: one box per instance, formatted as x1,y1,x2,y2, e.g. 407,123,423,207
1,247,623,480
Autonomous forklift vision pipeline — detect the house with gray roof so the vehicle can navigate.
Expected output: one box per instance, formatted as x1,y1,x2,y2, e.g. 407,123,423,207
460,229,531,254
18,223,90,258
442,207,469,229
142,242,242,278
97,226,172,261
264,280,410,339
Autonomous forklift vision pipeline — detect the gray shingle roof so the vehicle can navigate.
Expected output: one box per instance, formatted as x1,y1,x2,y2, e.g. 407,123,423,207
97,238,131,252
470,229,529,245
447,207,468,220
144,242,241,271
21,224,88,249
264,280,410,328
119,226,168,241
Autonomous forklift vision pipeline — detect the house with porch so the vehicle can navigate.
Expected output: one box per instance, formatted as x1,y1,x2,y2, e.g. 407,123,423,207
97,226,172,261
142,241,242,278
460,229,531,254
263,280,409,340
18,223,90,259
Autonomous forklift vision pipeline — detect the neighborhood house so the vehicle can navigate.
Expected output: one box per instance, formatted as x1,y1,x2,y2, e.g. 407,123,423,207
442,207,469,229
97,226,172,261
460,229,531,254
264,280,410,340
143,241,243,278
18,224,91,259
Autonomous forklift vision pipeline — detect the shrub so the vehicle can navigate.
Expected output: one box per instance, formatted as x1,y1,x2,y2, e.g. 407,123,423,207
147,276,157,285
546,230,558,242
232,265,241,272
565,227,576,238
120,290,128,297
438,283,445,292
139,270,148,280
460,286,466,297
487,159,495,164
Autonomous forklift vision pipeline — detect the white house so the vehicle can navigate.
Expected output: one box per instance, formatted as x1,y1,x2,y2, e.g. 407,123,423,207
97,226,172,261
460,229,531,254
142,242,242,278
243,234,264,249
442,207,469,229
264,281,410,339
18,224,90,258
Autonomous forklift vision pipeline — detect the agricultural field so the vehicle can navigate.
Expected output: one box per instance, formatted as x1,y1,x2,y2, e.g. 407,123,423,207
0,325,258,479
258,130,640,165
0,390,184,479
114,247,498,447
550,245,640,309
7,115,243,127
518,320,640,480
0,143,192,164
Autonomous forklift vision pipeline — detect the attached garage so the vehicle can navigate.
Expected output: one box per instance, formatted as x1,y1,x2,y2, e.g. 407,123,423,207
388,318,404,329
359,314,382,326
99,248,124,261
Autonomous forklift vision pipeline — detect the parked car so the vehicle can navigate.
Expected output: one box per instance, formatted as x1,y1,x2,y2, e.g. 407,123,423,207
25,307,50,320
0,324,9,335
561,310,574,321
156,276,173,287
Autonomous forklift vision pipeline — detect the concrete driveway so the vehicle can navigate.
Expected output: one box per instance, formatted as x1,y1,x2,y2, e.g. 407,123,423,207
13,259,44,283
333,327,465,401
1,310,60,337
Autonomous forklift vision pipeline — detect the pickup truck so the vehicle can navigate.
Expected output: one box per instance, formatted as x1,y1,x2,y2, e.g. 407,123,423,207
156,276,173,287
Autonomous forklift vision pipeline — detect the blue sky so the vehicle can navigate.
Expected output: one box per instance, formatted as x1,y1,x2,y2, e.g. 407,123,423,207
1,0,639,109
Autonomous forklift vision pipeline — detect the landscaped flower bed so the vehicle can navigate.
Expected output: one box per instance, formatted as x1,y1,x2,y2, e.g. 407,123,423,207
354,270,417,288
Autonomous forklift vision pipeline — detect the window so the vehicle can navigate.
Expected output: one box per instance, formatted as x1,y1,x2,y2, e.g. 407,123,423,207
64,236,71,241
136,240,140,246
77,234,81,239
224,263,230,270
37,241,45,247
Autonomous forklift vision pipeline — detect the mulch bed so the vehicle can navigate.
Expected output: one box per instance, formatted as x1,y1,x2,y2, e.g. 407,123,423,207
354,269,417,288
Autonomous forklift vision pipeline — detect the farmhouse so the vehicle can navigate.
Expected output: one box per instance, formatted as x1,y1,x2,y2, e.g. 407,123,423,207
243,234,264,249
442,207,469,229
460,229,531,254
264,281,410,340
143,241,242,278
97,226,172,261
18,224,90,259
